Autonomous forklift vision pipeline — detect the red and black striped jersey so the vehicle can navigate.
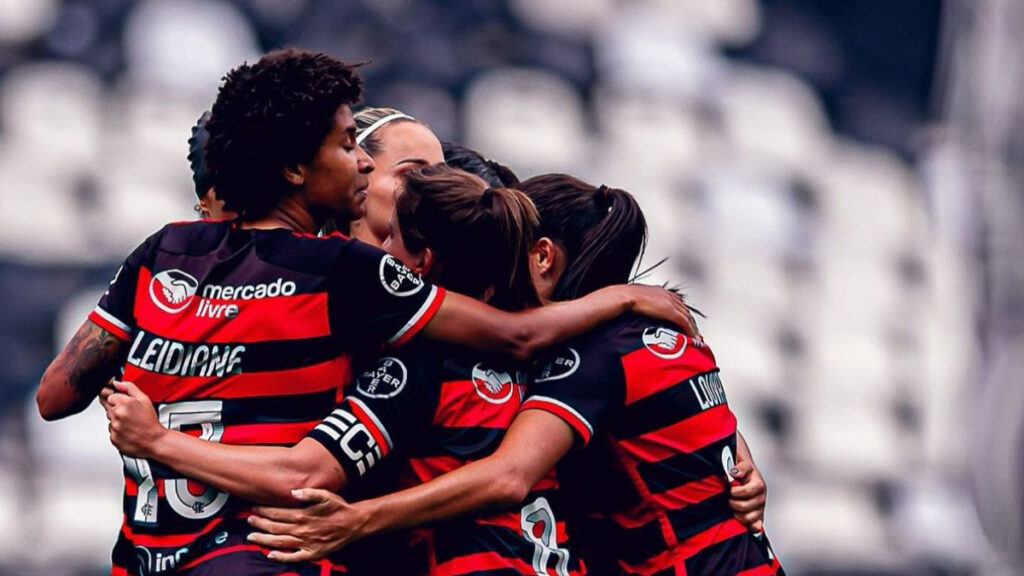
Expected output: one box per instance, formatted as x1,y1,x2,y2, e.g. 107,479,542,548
87,221,445,576
308,343,586,576
523,314,783,576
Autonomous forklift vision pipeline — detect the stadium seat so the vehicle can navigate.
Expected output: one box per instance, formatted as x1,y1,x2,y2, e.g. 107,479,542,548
463,68,587,174
123,0,259,95
510,0,613,36
712,64,830,172
0,0,57,43
0,62,104,175
769,476,901,568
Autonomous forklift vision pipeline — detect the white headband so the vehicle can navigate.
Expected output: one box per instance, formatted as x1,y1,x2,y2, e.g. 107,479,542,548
356,112,415,145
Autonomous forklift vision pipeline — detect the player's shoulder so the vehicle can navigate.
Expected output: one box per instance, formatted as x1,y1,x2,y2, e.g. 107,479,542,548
145,220,230,256
253,229,365,276
349,343,444,400
608,312,716,367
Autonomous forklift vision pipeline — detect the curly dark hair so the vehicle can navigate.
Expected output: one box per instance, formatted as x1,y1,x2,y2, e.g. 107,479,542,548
204,48,364,220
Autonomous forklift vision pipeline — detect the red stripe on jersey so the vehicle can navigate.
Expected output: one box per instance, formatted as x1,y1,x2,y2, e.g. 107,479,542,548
134,267,331,342
520,397,592,446
122,356,349,402
389,286,446,347
345,399,392,456
619,404,736,463
678,518,748,559
620,342,717,406
650,474,727,510
111,566,128,576
89,310,131,341
735,564,779,576
434,380,523,428
408,455,462,482
124,476,166,498
219,420,322,445
434,551,542,576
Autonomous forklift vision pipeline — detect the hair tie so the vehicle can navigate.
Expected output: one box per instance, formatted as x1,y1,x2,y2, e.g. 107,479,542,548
356,112,414,145
481,187,496,208
595,185,613,212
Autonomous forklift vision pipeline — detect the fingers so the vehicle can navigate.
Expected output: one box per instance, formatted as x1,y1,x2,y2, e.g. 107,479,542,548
290,488,337,505
250,507,303,523
730,461,753,481
734,510,764,530
119,380,148,400
246,531,303,550
247,515,296,535
729,494,765,513
266,548,316,563
733,477,765,500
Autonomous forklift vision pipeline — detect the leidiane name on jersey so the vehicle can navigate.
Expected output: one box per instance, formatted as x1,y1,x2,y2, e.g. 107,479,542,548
690,370,727,411
126,329,245,378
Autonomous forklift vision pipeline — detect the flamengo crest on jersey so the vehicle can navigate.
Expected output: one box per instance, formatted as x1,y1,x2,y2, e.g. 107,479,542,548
379,254,424,296
471,363,515,404
149,269,199,313
356,357,408,398
641,325,687,359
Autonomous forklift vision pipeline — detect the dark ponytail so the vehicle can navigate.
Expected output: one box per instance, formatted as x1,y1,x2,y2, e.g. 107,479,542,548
398,164,540,311
519,174,647,301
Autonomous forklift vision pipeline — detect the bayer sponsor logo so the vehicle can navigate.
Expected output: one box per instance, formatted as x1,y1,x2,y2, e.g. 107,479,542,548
355,357,408,398
534,347,580,383
471,363,514,404
149,269,199,313
642,326,687,359
379,255,424,297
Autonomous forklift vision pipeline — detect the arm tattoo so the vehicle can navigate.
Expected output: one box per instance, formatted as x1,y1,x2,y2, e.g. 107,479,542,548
62,322,126,395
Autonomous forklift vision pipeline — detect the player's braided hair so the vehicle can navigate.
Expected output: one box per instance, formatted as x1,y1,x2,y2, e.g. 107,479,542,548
519,174,647,301
398,164,540,311
204,48,364,221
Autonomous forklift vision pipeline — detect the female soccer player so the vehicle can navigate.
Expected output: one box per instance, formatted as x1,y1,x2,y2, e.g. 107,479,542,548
106,164,586,576
346,107,444,246
240,175,783,576
36,49,692,576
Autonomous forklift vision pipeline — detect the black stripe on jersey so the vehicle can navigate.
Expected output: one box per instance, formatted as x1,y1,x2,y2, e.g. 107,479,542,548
684,529,774,576
610,369,721,439
633,436,734,494
581,513,666,567
128,330,341,374
431,518,583,575
666,492,734,543
409,426,506,459
219,388,338,423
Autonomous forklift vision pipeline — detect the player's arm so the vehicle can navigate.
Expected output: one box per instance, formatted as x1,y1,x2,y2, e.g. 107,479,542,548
247,409,575,562
106,381,346,506
37,320,127,421
424,285,696,362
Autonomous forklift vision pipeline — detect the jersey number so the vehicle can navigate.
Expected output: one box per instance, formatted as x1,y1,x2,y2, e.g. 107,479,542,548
123,400,230,525
521,497,571,576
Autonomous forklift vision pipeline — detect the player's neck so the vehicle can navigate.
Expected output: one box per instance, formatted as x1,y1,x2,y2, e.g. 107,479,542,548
241,199,319,234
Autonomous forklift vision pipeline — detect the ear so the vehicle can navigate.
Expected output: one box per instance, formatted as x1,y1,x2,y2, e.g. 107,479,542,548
412,247,435,277
531,237,558,276
282,164,305,187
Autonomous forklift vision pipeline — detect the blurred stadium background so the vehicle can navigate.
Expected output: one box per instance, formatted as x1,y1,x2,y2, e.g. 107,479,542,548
0,0,1021,574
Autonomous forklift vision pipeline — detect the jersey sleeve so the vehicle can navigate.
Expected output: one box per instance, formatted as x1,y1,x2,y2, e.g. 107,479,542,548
87,230,163,341
522,338,624,447
306,353,437,480
329,240,446,350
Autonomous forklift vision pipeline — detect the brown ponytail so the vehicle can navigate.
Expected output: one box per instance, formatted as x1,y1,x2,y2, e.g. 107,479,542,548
397,164,540,311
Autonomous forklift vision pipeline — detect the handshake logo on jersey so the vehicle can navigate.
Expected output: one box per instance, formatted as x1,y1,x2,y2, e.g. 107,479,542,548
149,270,199,313
472,364,516,404
642,326,687,359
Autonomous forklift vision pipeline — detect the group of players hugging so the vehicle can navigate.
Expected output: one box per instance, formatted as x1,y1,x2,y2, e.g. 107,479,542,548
36,48,785,576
